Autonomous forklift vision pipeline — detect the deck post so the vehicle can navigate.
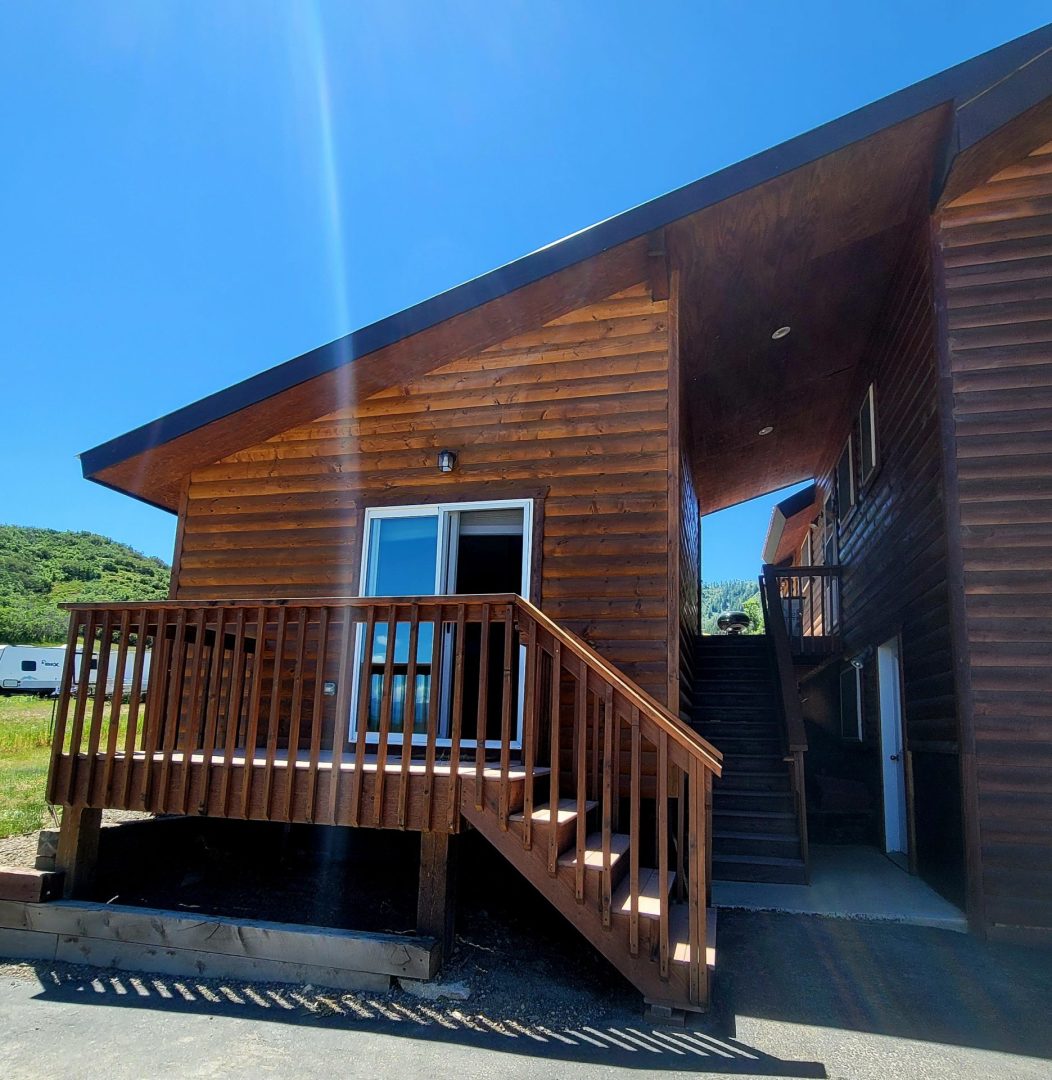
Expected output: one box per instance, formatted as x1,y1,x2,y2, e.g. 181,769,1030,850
56,804,102,899
417,830,457,961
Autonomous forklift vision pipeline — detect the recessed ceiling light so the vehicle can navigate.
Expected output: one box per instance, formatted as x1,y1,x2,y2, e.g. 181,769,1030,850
758,426,774,436
771,326,791,340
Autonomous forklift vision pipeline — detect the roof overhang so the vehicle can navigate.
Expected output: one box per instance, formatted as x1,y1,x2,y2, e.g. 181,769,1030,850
762,484,820,565
81,24,1052,512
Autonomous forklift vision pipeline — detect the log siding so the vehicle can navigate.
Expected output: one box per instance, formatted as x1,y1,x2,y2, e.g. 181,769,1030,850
937,137,1052,932
175,284,672,704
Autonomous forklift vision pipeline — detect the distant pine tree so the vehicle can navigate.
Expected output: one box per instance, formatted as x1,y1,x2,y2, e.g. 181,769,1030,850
701,579,763,634
0,525,170,644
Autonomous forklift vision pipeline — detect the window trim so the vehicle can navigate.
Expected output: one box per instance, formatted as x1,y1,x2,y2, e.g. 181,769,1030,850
836,438,856,524
858,383,878,487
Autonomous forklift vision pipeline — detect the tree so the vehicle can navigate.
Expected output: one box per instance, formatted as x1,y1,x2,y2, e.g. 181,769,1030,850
742,593,764,635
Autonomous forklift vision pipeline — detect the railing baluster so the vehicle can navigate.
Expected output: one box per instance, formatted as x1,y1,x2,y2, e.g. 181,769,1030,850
261,606,288,819
120,610,149,808
84,612,113,803
138,609,169,811
397,604,420,829
474,602,491,811
66,611,97,803
194,606,228,816
305,606,330,822
688,758,706,1005
156,608,188,814
521,618,538,849
573,659,588,903
283,606,309,823
176,609,208,814
343,608,373,826
547,640,562,876
238,606,268,820
657,729,669,980
371,606,399,827
47,611,81,805
219,608,247,816
497,604,514,830
446,603,468,831
101,610,131,805
628,706,641,958
422,604,443,832
600,683,614,927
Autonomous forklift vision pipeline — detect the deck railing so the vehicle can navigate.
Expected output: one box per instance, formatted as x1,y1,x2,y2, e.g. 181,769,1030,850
762,565,841,656
46,595,722,1003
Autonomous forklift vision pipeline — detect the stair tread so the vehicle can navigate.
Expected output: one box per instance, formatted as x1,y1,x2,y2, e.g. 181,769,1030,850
713,829,802,842
509,798,597,825
713,852,806,867
612,868,676,918
557,832,630,869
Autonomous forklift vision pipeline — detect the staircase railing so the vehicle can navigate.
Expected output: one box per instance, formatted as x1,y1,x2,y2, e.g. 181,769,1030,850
763,565,842,655
759,571,810,874
46,594,722,1006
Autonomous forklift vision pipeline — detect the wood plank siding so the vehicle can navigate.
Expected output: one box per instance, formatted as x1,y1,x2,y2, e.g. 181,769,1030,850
937,137,1052,932
816,221,963,903
174,284,673,706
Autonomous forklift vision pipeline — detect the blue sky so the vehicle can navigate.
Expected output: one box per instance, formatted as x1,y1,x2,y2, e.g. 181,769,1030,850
2,2,1048,580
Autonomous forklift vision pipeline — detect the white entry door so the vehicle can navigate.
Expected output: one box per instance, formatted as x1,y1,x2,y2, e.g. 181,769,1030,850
877,637,909,858
351,499,531,748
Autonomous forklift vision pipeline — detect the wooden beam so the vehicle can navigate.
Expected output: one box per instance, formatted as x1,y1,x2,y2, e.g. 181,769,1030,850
0,867,64,903
416,830,457,960
55,805,101,899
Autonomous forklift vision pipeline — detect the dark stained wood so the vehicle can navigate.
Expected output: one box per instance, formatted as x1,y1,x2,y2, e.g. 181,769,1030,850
95,240,652,510
670,106,951,514
55,805,101,900
417,831,457,959
177,285,673,705
937,133,1052,931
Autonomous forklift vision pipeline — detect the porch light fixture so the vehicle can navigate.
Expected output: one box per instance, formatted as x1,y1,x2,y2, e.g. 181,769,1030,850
322,681,337,697
758,426,774,436
437,449,458,473
771,325,791,340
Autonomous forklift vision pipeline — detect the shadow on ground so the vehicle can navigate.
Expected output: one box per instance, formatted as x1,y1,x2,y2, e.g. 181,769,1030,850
8,818,1052,1075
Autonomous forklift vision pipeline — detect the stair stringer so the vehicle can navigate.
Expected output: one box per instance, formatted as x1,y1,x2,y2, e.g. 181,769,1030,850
460,799,704,1012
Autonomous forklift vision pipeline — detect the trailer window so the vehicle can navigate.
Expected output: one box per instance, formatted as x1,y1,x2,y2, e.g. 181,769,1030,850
21,660,37,671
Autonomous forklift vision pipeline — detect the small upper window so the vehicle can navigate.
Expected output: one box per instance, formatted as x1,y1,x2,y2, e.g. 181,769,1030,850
836,440,855,523
859,384,878,485
21,660,37,672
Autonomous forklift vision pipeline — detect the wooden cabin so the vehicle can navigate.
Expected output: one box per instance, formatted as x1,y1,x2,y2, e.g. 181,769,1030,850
45,26,1052,1011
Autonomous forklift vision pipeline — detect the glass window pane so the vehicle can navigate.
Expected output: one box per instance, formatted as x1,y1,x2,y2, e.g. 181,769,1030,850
364,515,438,597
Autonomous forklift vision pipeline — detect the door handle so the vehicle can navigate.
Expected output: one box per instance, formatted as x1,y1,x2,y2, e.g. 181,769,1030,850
889,753,901,762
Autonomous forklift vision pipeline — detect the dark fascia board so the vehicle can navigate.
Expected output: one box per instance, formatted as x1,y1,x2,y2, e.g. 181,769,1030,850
80,22,1052,482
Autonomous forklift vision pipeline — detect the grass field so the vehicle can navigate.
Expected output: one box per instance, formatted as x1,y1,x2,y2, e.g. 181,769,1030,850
0,696,56,839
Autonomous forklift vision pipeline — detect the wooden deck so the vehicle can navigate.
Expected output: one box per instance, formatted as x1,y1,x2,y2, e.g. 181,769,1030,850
46,594,722,1011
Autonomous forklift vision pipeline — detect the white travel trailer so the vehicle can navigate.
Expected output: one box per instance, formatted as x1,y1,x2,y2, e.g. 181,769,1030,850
0,644,67,697
72,646,152,697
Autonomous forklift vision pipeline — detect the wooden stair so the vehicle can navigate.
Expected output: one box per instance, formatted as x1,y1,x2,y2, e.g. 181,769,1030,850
463,788,709,1012
690,636,807,885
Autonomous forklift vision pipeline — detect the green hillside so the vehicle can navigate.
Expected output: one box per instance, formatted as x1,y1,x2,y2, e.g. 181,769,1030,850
0,525,170,644
702,579,763,635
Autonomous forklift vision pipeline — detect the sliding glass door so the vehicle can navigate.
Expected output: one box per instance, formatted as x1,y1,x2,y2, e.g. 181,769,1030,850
352,499,531,749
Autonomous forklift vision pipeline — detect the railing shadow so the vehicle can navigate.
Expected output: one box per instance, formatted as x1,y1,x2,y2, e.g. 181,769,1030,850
18,960,825,1077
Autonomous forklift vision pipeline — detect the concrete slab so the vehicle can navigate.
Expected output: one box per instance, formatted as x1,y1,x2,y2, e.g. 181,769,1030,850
712,844,967,931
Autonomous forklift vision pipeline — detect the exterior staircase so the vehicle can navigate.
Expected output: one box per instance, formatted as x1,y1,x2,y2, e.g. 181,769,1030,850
689,635,807,884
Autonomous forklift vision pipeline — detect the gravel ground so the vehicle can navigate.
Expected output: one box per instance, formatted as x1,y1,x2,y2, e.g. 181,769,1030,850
0,810,151,868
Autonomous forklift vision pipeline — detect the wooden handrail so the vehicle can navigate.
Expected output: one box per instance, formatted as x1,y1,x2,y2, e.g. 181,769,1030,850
514,597,723,776
764,566,842,578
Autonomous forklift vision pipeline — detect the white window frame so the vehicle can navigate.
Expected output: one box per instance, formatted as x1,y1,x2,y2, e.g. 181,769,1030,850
836,438,856,523
351,498,533,750
840,664,863,741
859,383,878,487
